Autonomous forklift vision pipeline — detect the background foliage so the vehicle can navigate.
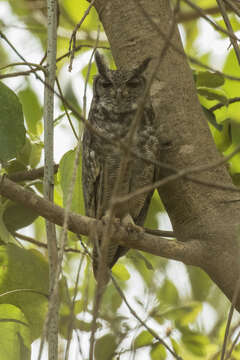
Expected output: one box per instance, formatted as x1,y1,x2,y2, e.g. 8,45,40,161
0,0,240,359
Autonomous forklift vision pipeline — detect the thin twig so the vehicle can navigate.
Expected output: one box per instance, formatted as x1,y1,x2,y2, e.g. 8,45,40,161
225,327,240,359
111,275,182,360
216,0,240,64
56,44,110,63
224,0,240,18
182,0,239,41
0,288,48,298
0,69,40,79
210,97,240,112
68,0,96,71
0,30,46,84
14,232,84,254
83,26,100,119
177,6,225,22
64,256,85,360
7,165,59,182
0,61,45,72
132,2,240,82
221,276,240,360
56,78,78,140
113,143,240,206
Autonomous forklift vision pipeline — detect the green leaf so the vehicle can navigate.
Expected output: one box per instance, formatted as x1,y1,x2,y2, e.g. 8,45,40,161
182,20,199,54
59,149,84,214
18,87,43,136
75,319,92,332
223,49,240,120
59,315,93,339
28,142,43,168
94,334,117,360
134,330,154,349
133,251,154,270
0,82,26,163
112,263,130,281
181,331,209,356
196,71,225,88
145,190,163,229
158,279,179,306
0,304,31,360
3,199,39,232
224,121,240,183
171,338,180,355
197,87,228,104
210,118,231,153
177,302,202,326
16,137,43,168
16,137,32,166
217,15,240,38
73,299,84,315
229,120,240,147
153,302,202,326
187,267,213,302
102,283,123,314
62,0,99,30
150,343,166,360
82,61,98,87
225,143,240,185
0,244,49,340
232,342,240,357
5,159,27,174
202,106,223,131
0,204,15,243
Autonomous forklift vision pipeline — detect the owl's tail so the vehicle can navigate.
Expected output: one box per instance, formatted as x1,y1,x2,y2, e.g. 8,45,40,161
92,240,127,283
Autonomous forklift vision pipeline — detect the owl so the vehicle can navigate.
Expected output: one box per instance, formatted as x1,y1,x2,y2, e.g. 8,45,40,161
82,51,159,280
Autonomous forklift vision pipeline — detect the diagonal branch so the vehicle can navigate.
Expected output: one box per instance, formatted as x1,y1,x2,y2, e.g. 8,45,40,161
0,174,203,266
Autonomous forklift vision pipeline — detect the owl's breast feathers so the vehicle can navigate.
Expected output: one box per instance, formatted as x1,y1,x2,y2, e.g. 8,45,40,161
82,105,158,274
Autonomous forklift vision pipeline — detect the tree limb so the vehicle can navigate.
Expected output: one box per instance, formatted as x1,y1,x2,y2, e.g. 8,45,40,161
0,174,203,266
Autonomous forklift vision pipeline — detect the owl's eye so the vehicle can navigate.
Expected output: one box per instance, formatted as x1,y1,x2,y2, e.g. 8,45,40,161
101,81,113,88
126,79,140,88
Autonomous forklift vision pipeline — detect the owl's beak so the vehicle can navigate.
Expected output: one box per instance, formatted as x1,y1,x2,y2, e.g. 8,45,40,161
115,88,123,101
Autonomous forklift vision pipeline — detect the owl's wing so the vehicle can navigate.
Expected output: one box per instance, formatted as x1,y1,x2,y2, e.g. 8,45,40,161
135,167,157,227
82,125,101,218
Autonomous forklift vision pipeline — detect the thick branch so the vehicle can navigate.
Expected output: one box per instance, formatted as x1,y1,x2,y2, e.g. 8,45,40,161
0,175,90,236
0,175,203,266
8,165,59,182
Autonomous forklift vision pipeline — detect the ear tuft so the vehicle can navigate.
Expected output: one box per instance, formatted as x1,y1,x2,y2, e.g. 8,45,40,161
95,51,109,78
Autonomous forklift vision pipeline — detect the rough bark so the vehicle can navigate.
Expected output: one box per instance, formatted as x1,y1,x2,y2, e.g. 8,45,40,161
92,0,240,310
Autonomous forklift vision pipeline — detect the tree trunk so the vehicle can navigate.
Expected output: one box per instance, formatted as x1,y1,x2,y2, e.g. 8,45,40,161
93,0,240,310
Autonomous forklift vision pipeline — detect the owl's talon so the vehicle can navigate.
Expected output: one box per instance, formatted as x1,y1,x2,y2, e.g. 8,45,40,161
114,217,121,226
127,223,144,233
101,213,120,227
122,214,144,233
101,214,110,225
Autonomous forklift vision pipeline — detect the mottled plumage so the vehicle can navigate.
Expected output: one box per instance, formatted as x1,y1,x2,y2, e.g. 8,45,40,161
82,51,159,280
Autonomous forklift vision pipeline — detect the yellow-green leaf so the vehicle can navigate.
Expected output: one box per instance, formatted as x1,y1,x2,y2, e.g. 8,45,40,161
0,82,26,163
134,330,154,349
112,263,130,281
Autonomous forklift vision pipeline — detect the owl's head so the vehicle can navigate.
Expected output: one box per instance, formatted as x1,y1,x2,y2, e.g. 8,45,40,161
93,51,151,114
